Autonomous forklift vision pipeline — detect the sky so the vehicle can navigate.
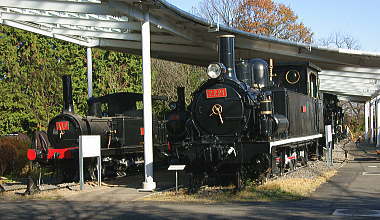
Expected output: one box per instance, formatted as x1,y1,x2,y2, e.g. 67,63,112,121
166,0,380,52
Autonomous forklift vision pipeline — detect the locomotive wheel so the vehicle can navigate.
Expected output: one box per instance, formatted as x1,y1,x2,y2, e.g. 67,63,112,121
300,147,308,166
235,171,243,190
54,160,78,183
188,172,207,194
278,150,285,176
300,157,307,166
288,159,295,171
242,153,271,184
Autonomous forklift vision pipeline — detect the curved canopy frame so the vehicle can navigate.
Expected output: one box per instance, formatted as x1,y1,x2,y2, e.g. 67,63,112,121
1,0,380,102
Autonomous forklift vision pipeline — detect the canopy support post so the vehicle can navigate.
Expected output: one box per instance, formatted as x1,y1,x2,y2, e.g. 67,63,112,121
140,11,156,191
365,101,369,142
370,103,375,143
87,47,93,98
376,98,380,148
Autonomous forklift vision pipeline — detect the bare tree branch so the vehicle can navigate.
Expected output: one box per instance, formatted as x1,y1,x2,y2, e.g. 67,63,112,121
318,32,361,50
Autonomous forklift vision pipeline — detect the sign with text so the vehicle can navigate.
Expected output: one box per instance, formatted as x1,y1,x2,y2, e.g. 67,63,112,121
325,125,332,143
79,135,101,158
206,88,227,99
168,165,186,171
79,135,101,190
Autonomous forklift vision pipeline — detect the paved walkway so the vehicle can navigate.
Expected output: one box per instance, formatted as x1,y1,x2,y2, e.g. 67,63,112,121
1,142,380,219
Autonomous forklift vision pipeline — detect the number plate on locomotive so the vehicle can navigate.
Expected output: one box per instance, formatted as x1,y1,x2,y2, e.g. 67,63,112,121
206,88,227,98
56,121,69,131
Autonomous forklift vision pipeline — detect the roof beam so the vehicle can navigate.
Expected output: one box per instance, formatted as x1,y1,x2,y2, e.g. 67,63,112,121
319,74,380,83
320,65,380,74
236,38,355,66
0,12,142,30
99,38,212,56
2,20,98,47
0,1,194,41
51,28,192,44
320,70,380,80
319,87,375,96
320,90,372,98
320,82,379,90
320,82,375,89
106,1,194,41
0,0,116,15
319,75,379,85
320,85,379,94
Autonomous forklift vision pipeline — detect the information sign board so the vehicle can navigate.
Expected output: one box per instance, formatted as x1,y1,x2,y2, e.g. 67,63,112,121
79,135,100,157
79,135,101,190
168,165,186,171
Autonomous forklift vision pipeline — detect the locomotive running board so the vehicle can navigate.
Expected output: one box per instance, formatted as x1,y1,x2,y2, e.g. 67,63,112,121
269,134,322,152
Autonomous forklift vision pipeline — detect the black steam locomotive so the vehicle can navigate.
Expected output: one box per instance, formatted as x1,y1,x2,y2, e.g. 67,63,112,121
166,35,338,187
27,76,167,179
322,92,345,142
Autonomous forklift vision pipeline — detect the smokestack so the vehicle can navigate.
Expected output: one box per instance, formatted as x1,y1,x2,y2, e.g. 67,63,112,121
218,35,237,81
62,75,74,113
177,87,185,111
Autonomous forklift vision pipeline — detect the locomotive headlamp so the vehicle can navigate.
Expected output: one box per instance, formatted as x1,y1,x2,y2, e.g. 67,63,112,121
207,63,226,79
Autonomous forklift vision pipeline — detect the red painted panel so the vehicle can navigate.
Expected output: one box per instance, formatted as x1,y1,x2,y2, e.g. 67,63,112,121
26,147,78,161
46,147,77,159
56,121,69,131
27,149,37,161
206,88,227,98
140,127,144,136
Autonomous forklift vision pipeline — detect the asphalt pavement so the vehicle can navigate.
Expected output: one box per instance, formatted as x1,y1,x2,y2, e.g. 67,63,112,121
1,142,380,219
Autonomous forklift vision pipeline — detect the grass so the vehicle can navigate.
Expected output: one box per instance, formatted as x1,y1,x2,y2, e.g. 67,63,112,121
143,170,337,203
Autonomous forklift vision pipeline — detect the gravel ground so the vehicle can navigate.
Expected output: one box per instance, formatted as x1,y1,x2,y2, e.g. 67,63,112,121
1,139,357,200
280,139,353,181
0,176,80,194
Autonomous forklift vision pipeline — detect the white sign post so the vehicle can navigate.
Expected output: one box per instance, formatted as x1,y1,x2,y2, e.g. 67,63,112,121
168,165,186,192
79,135,101,190
325,125,333,167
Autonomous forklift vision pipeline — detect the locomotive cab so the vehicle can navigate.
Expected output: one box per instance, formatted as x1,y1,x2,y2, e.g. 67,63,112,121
273,62,321,98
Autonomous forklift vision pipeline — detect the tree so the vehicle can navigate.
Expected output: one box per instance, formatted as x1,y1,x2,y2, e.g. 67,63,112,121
318,32,360,50
0,25,65,133
151,59,205,114
192,0,243,27
92,49,143,96
339,101,364,139
0,25,144,135
193,0,313,43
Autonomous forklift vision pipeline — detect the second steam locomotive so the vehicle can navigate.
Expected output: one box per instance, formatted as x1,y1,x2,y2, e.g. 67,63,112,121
166,35,343,187
27,75,167,179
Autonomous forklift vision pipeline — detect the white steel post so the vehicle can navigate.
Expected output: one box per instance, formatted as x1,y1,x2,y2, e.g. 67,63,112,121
141,11,156,191
87,47,93,98
365,101,369,142
370,102,374,144
377,98,380,148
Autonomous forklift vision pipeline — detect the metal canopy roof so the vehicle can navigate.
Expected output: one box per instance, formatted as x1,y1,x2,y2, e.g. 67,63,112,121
1,0,380,102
